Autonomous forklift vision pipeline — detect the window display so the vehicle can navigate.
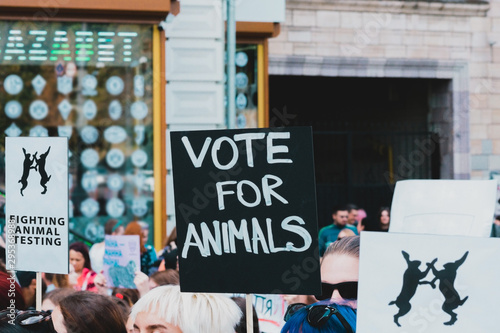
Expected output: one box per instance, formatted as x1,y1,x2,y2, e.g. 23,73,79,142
0,21,155,244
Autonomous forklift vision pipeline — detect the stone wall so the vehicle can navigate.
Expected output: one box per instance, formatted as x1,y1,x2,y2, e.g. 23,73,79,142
268,0,500,179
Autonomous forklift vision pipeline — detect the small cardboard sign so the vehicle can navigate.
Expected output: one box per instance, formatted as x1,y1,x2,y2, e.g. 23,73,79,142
103,235,141,289
170,127,320,294
390,180,497,237
5,137,69,274
358,232,500,332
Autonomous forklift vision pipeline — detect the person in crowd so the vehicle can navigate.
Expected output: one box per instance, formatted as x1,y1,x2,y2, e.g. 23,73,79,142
356,209,367,233
317,236,359,307
337,228,356,241
231,296,260,333
491,215,500,237
318,206,358,256
17,271,46,309
41,288,76,312
51,291,126,333
0,270,26,310
283,294,316,307
157,227,178,271
378,207,391,232
89,219,125,273
281,301,357,333
149,269,180,289
42,273,69,293
112,288,140,307
345,204,359,227
0,309,55,333
129,285,241,333
69,242,99,292
124,222,157,275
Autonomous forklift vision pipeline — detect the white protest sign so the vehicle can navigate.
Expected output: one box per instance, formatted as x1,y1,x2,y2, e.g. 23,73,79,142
5,137,69,274
389,180,497,237
103,235,140,289
358,231,500,332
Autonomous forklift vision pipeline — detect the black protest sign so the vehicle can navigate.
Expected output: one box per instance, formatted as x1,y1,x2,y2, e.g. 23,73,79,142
170,127,320,294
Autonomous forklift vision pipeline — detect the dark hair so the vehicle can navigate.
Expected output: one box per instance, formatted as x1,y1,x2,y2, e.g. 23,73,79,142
281,302,356,333
150,269,180,286
112,288,140,306
104,219,119,235
332,205,349,214
42,288,76,307
231,297,259,333
59,292,126,333
69,242,92,270
378,207,390,219
345,204,358,212
323,236,360,259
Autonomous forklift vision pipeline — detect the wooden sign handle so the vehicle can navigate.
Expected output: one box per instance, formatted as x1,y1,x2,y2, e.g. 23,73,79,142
246,294,253,332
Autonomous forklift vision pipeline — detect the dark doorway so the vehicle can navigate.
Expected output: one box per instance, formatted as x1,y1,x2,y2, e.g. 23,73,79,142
269,76,443,230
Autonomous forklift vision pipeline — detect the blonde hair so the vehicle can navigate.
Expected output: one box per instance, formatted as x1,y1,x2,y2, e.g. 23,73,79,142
130,285,241,333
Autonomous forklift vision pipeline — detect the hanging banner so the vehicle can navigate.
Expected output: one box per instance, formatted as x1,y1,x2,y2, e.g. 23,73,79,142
5,137,69,274
390,180,497,237
170,127,320,294
357,231,500,332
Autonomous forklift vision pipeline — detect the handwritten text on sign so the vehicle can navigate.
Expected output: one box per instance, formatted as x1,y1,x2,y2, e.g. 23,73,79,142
171,127,320,294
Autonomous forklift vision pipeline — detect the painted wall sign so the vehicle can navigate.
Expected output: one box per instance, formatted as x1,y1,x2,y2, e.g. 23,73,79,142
358,231,500,332
5,137,69,274
170,127,320,294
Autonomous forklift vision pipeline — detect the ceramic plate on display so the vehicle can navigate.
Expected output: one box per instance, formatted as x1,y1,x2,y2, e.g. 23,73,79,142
31,74,46,96
5,123,22,137
134,75,144,97
4,74,23,95
82,74,97,90
106,198,125,218
134,125,145,145
29,125,48,137
236,93,247,110
58,99,72,120
108,100,122,120
81,148,100,169
131,197,148,217
85,223,104,242
83,100,97,120
106,76,124,96
107,174,124,192
134,173,146,189
131,101,148,120
80,126,99,144
57,126,73,138
235,51,248,67
235,72,248,89
4,100,22,119
131,149,148,168
106,148,125,169
57,75,73,95
80,198,99,218
104,126,127,144
81,170,98,192
29,100,49,120
237,113,247,129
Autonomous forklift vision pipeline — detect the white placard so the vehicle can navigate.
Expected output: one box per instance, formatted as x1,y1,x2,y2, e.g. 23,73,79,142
5,137,69,274
358,232,500,332
389,180,497,237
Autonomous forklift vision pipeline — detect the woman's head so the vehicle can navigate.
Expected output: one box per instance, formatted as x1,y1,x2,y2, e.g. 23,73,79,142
52,292,126,333
69,242,91,273
130,285,241,333
149,269,180,289
378,207,390,230
124,222,146,253
320,236,360,302
281,302,356,333
41,288,76,311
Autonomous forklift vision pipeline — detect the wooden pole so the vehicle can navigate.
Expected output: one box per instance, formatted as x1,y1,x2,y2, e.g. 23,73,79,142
36,272,42,311
246,294,253,332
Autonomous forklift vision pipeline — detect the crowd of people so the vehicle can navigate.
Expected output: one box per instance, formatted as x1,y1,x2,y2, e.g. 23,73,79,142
1,208,499,333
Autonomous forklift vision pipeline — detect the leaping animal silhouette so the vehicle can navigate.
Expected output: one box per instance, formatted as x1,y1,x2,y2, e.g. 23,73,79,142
389,251,437,327
18,148,37,196
36,146,51,194
427,251,469,326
